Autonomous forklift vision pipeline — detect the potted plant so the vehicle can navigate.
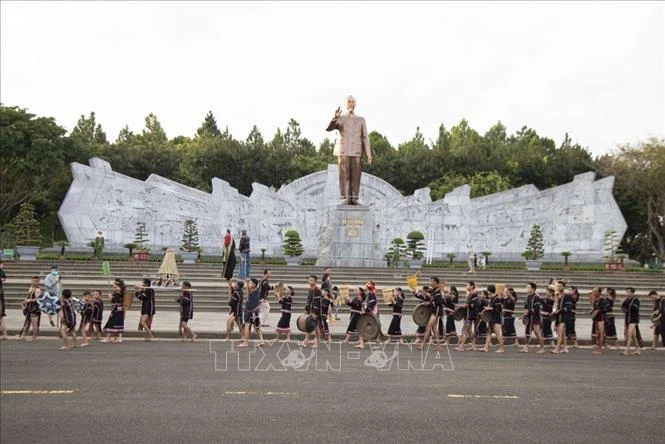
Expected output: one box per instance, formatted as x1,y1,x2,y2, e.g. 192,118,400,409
603,229,624,271
446,252,456,264
133,221,150,261
386,237,406,268
180,219,200,264
57,240,69,260
281,229,304,265
480,251,491,269
561,251,572,271
522,224,544,271
406,230,426,268
8,202,42,261
124,243,138,261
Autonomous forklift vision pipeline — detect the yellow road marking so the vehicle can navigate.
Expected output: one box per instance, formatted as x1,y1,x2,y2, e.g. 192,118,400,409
1,390,75,395
448,394,519,399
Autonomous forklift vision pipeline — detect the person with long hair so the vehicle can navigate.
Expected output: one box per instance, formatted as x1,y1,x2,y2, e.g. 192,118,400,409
238,278,261,347
58,289,78,350
455,281,480,352
91,290,103,340
502,287,519,347
413,286,432,346
444,286,458,342
275,283,293,342
19,276,41,341
622,287,641,355
101,278,125,343
320,289,333,345
520,282,546,353
480,285,504,353
417,277,445,351
342,287,364,344
567,286,580,348
552,284,573,354
135,278,156,341
79,291,93,347
356,281,378,350
604,288,620,349
177,281,197,342
540,286,556,346
225,280,244,340
593,288,610,354
385,287,406,345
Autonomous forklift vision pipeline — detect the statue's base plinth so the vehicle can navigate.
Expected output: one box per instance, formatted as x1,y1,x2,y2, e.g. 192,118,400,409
315,205,385,268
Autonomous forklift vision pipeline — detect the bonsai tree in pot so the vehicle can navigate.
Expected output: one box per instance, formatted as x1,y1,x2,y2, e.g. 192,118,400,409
386,237,406,268
480,251,491,269
281,229,304,265
522,224,544,271
180,219,200,264
405,230,426,268
602,229,624,271
561,252,572,271
8,202,42,261
124,243,138,261
133,221,150,261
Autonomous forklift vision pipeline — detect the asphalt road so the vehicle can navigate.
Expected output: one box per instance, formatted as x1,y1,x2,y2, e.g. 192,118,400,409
1,339,663,444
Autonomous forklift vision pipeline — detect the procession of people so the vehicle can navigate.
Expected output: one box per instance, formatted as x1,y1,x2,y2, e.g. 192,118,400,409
3,258,664,356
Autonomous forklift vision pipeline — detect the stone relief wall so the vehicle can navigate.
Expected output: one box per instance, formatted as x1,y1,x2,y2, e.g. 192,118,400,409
58,158,627,261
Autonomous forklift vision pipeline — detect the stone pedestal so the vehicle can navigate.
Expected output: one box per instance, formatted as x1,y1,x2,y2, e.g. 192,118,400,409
316,205,385,268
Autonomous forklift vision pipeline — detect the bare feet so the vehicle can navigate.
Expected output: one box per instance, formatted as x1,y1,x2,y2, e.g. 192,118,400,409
495,349,505,353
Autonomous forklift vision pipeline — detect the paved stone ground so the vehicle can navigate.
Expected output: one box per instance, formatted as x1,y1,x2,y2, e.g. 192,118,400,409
0,338,662,444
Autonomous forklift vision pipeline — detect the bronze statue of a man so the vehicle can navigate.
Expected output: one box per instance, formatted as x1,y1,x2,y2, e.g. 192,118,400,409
326,95,372,205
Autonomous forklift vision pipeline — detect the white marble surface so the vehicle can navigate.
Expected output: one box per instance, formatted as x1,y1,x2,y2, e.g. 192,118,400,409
57,158,627,261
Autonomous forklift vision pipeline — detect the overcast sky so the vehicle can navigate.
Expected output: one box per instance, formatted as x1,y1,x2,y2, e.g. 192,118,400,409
1,1,663,157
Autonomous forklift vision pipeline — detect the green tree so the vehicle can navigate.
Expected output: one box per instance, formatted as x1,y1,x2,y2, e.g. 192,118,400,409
70,112,108,145
596,138,665,263
181,219,200,252
196,111,222,138
429,171,511,201
0,105,68,224
7,202,42,246
392,127,437,195
281,229,304,256
523,224,545,260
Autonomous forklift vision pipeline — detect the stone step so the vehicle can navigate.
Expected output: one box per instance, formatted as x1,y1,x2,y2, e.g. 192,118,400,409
5,261,663,281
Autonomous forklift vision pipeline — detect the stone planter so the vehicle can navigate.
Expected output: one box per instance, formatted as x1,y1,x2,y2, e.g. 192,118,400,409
16,246,40,261
604,262,624,271
525,260,542,271
285,256,302,266
134,251,150,262
180,251,197,264
409,258,424,269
